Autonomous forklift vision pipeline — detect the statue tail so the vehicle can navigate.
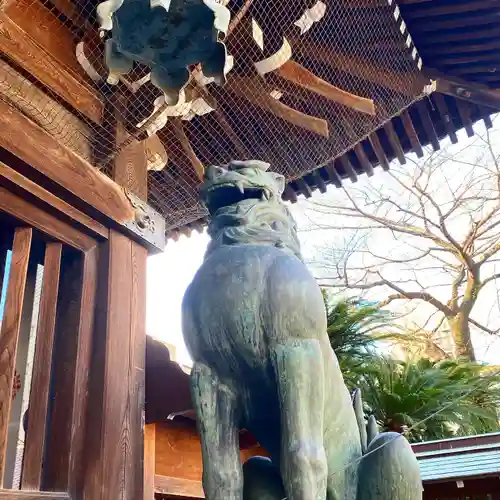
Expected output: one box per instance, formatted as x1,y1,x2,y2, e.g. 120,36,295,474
351,389,422,500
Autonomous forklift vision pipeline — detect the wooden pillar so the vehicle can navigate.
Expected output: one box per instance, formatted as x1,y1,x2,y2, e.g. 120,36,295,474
85,105,148,500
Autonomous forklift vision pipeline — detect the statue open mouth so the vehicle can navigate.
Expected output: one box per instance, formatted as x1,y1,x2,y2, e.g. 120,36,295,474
205,184,267,215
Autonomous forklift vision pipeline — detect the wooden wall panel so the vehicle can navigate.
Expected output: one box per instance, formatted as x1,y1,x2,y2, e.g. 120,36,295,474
22,243,62,489
0,228,32,484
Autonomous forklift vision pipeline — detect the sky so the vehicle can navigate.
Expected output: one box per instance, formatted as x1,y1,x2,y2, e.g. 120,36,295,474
146,121,500,367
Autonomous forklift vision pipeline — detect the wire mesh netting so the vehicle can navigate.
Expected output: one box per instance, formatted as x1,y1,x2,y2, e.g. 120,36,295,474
0,0,426,231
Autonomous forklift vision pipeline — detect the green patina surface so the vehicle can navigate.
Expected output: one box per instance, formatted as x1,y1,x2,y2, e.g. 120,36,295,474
182,160,422,500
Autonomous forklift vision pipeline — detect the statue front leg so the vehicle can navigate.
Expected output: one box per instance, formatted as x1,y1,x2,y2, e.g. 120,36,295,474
190,362,243,500
271,340,328,500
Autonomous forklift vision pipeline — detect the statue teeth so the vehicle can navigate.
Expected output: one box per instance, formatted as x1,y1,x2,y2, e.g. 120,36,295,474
237,181,245,194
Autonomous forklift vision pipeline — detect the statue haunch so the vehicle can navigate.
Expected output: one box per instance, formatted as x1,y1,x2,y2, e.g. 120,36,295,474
182,160,422,500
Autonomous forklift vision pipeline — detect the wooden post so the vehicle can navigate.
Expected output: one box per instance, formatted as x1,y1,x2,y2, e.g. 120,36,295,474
84,102,148,500
144,424,156,500
0,228,32,485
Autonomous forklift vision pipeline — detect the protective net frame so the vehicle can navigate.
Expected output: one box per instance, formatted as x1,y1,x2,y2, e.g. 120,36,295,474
0,0,426,231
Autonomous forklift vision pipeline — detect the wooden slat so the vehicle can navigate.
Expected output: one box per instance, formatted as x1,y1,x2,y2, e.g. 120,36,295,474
338,155,358,183
369,132,390,171
0,228,32,484
480,106,494,129
354,143,374,176
282,184,298,203
312,171,327,194
43,247,98,495
456,100,475,137
383,122,406,164
326,163,342,188
144,424,156,500
0,98,135,225
419,12,500,32
290,35,427,96
400,110,424,158
0,188,97,252
0,492,69,499
67,248,99,497
276,60,375,115
21,243,62,489
155,475,204,498
433,93,458,144
0,14,102,124
406,0,498,18
94,231,146,500
295,178,312,198
416,100,440,151
0,161,108,239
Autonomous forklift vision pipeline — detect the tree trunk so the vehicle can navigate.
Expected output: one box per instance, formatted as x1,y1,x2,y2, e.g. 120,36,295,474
448,314,476,361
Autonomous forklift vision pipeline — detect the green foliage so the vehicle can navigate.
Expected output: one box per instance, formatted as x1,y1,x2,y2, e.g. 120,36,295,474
323,292,500,442
358,357,500,442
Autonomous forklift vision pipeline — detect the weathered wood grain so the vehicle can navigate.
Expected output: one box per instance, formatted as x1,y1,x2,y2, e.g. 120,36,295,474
0,99,134,225
0,59,92,161
0,188,97,252
276,61,375,115
0,161,108,239
0,14,103,124
400,110,424,158
22,243,62,489
0,491,69,499
0,228,32,485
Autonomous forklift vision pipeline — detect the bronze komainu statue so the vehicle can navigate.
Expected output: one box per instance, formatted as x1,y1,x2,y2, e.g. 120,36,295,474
182,160,422,500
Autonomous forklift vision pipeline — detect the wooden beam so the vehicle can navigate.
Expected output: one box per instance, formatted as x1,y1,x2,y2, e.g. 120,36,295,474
0,98,134,224
369,132,390,171
283,184,298,203
453,63,500,76
22,243,62,490
325,163,342,188
0,228,32,485
276,61,375,115
400,110,424,158
295,178,312,198
337,155,358,183
0,161,108,239
312,171,327,194
436,52,500,66
430,39,500,56
479,105,493,129
433,93,458,144
456,100,475,137
98,232,147,500
289,35,428,96
354,143,374,176
427,70,500,110
405,1,498,19
0,492,69,499
0,14,103,124
0,59,92,161
416,100,440,151
226,75,329,138
0,188,97,251
170,119,205,181
419,12,500,32
383,121,406,165
418,26,499,45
